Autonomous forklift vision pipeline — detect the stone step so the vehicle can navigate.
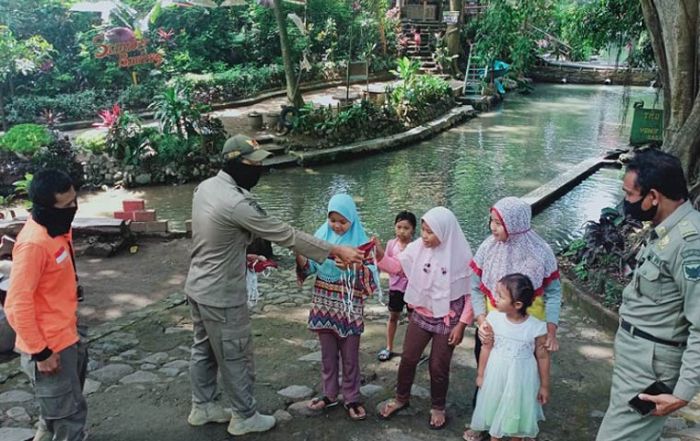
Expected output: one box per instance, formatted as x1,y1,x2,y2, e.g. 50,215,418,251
264,143,287,155
262,154,297,168
254,134,280,144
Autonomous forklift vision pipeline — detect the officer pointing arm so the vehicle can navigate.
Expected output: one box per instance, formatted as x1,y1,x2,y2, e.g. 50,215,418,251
184,135,361,437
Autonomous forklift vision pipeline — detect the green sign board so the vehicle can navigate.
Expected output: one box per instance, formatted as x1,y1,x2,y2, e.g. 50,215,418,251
630,102,663,145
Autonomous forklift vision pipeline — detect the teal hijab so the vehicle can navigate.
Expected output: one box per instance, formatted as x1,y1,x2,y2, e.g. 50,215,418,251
313,194,372,282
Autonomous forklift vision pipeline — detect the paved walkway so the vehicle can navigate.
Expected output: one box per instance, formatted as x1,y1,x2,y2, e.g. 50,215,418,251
1,250,699,441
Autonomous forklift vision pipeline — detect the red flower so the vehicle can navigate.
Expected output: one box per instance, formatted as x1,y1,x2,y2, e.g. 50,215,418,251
157,28,175,42
93,104,121,128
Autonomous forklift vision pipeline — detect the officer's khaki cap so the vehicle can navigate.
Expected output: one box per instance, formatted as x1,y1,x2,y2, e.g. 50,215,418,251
222,135,271,163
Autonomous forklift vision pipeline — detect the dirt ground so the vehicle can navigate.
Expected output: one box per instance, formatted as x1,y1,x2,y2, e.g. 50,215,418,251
74,237,192,327
74,237,612,440
2,237,699,441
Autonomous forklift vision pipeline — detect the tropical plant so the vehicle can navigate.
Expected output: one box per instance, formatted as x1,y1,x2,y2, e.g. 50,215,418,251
12,173,33,197
390,57,421,88
94,104,122,129
32,137,83,187
562,206,649,279
0,26,54,129
37,109,64,128
0,123,52,156
149,83,208,138
75,131,107,154
104,109,143,161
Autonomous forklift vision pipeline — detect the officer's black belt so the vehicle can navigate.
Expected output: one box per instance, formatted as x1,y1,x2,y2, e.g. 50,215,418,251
620,319,686,348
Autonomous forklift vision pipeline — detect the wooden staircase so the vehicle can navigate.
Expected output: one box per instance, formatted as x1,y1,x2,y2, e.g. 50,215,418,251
400,19,447,75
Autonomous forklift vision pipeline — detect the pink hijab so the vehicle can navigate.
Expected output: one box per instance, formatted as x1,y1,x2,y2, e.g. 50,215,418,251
470,197,559,308
399,207,472,317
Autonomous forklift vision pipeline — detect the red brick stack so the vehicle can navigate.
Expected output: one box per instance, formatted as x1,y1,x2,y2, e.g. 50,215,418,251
114,199,168,233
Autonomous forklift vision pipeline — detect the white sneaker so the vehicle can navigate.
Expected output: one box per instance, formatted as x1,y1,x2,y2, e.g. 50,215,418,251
227,411,276,436
187,402,231,426
33,420,51,441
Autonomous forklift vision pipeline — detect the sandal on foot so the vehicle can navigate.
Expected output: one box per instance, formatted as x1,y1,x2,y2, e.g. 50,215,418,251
378,399,410,420
377,348,393,362
344,402,367,421
462,429,487,441
429,409,447,430
307,396,338,411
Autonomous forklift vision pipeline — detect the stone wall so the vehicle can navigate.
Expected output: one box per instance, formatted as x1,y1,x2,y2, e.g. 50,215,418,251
529,65,657,86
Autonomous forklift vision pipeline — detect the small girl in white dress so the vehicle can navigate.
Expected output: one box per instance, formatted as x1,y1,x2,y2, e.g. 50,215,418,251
469,273,551,441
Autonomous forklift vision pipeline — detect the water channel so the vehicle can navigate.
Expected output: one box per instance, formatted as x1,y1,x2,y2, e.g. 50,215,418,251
78,84,660,251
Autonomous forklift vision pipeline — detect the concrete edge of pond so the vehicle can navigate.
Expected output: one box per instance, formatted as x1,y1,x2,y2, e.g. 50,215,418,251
523,158,620,215
561,275,620,334
280,105,477,167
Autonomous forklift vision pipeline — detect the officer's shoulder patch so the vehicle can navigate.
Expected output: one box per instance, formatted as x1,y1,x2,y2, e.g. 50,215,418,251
683,260,700,281
246,198,267,215
681,249,700,259
679,220,699,241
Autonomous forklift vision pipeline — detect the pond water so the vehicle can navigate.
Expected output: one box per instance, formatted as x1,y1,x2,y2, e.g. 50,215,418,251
78,84,658,249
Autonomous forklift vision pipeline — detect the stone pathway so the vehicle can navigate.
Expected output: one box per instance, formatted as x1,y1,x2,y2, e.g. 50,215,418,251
1,257,699,440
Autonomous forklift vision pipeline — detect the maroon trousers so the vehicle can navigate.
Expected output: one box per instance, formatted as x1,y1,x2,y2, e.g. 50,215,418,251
395,320,455,410
318,331,361,404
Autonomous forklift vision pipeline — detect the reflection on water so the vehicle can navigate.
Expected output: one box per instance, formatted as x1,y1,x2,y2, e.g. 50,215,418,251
78,84,656,248
532,167,624,252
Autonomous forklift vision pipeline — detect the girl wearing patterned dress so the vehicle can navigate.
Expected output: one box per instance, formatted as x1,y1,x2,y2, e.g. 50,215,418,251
296,194,377,421
469,273,551,440
375,207,473,430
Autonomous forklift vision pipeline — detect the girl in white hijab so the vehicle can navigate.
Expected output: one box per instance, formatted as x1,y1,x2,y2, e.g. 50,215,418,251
375,207,474,430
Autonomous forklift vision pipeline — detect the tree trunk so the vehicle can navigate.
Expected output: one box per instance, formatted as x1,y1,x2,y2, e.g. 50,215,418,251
640,0,699,185
378,14,388,56
446,0,463,73
272,0,304,108
0,86,6,132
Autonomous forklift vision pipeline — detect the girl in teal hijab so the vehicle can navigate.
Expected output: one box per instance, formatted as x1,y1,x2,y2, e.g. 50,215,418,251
296,193,378,421
312,193,372,281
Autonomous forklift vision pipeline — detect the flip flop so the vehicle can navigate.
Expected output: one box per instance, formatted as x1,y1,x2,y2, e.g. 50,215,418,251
377,348,393,362
463,429,487,441
429,410,447,430
307,396,338,411
344,402,367,421
378,399,410,420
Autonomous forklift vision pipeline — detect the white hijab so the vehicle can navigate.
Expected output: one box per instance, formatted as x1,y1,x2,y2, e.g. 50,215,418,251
400,207,473,317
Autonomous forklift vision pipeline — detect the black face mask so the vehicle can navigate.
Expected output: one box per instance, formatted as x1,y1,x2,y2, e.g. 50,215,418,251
623,194,658,222
223,161,264,190
31,203,78,237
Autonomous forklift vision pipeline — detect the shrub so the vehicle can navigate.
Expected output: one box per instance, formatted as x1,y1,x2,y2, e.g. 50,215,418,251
182,64,287,103
5,90,112,125
74,130,107,153
32,137,84,188
292,100,403,146
149,83,208,138
0,124,53,156
118,81,162,110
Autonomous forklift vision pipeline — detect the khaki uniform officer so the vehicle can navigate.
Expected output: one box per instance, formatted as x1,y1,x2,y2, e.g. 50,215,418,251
597,150,700,441
185,134,363,437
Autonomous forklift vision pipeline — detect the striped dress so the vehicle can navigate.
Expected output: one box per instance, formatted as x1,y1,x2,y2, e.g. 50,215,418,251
298,258,376,337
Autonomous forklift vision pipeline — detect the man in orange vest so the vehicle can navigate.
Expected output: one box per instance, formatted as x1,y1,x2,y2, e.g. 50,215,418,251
5,169,87,441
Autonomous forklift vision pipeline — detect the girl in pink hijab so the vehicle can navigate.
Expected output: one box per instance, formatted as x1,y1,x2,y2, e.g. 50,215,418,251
375,206,473,430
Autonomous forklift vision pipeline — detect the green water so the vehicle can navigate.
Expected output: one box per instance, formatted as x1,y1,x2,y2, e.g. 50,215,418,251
81,84,659,249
